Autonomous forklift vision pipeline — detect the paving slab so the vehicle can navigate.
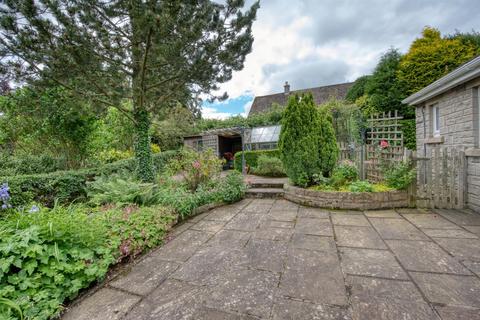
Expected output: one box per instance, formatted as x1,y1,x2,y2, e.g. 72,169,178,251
298,207,330,219
334,225,387,249
433,238,480,261
402,213,460,229
168,222,194,237
124,279,205,320
253,227,293,241
192,308,259,320
155,230,213,262
204,208,239,222
386,240,471,274
269,209,297,221
271,199,299,211
289,233,336,252
295,218,333,236
462,260,480,277
189,211,211,223
110,256,180,295
242,238,287,272
261,219,295,229
464,225,480,236
331,213,370,226
63,288,141,320
435,305,480,320
348,276,439,320
279,249,347,305
191,219,227,233
422,228,478,239
369,218,429,240
224,213,265,231
436,209,480,226
271,297,352,320
205,268,278,318
410,272,480,307
206,229,251,247
171,245,246,286
364,209,401,218
340,247,408,280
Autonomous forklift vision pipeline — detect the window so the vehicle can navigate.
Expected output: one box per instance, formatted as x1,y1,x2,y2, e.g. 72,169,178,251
432,105,440,137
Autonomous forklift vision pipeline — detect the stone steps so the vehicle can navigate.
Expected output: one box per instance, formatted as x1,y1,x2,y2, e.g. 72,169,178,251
246,188,284,199
248,182,285,189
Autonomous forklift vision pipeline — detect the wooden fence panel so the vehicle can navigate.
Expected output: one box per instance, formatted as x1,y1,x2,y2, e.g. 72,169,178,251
416,146,466,209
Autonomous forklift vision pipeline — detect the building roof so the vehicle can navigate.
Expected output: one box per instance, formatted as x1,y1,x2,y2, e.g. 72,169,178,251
248,82,353,116
402,55,480,106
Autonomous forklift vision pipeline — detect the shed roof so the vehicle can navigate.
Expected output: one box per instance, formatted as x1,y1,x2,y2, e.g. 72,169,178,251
248,82,353,116
402,55,480,106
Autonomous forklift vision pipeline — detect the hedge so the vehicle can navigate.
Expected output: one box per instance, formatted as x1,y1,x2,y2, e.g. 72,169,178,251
0,150,179,207
233,149,281,172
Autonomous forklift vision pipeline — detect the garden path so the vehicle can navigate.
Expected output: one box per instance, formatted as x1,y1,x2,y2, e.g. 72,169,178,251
63,199,480,320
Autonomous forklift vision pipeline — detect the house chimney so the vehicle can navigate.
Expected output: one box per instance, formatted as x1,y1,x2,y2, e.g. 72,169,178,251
284,81,290,95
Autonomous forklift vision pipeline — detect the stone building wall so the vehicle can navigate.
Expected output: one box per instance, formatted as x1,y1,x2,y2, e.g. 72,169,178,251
415,77,480,212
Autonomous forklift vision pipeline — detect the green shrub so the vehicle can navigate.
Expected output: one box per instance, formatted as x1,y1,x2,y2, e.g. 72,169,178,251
278,94,322,186
0,154,68,176
383,161,416,190
252,155,286,177
317,108,339,176
87,174,158,207
400,119,416,150
233,149,281,172
348,180,374,192
217,171,247,203
166,148,223,191
0,151,179,207
0,205,175,320
330,160,359,188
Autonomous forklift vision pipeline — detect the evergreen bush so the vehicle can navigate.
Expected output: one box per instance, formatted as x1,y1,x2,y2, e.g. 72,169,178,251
278,94,322,186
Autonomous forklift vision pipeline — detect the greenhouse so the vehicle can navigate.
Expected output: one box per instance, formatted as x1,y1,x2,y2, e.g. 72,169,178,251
183,124,281,157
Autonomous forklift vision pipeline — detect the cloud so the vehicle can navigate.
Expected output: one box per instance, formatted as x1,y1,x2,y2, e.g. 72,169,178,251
209,0,480,117
201,106,233,120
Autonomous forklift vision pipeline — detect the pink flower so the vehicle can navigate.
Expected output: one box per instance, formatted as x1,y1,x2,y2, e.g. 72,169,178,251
380,140,389,149
192,160,201,169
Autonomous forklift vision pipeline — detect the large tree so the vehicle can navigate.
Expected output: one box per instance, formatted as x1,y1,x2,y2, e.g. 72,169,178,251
0,0,259,181
398,27,477,95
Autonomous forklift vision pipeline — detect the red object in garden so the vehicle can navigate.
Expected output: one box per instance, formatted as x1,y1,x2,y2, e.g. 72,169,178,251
380,140,389,148
224,152,233,161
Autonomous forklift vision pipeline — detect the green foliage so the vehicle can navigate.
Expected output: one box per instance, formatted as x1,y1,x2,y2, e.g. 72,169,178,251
0,1,259,184
279,94,323,187
0,204,175,320
0,154,68,177
346,75,371,103
347,180,374,192
448,30,480,53
97,149,134,164
153,104,196,151
330,161,359,188
400,119,416,150
252,156,286,177
320,99,364,145
398,27,478,95
167,148,223,191
383,161,416,190
218,171,247,203
364,49,411,117
1,151,179,207
317,108,339,176
194,104,284,133
0,87,96,167
233,149,281,172
87,175,158,207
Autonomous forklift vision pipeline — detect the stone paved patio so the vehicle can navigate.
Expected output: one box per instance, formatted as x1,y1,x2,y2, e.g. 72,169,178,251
63,200,480,320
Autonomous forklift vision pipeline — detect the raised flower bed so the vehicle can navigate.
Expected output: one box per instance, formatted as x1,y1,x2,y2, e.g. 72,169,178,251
283,184,411,210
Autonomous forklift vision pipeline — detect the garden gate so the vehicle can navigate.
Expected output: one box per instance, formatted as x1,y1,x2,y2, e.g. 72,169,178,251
415,146,467,209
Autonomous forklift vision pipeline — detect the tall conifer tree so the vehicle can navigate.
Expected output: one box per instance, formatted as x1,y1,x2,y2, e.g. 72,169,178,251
0,0,259,181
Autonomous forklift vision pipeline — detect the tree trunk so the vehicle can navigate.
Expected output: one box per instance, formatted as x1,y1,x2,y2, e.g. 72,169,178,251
134,108,154,182
130,1,154,182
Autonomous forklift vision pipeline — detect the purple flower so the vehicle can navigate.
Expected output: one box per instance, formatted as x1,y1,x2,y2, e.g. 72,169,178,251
0,183,11,210
29,205,40,213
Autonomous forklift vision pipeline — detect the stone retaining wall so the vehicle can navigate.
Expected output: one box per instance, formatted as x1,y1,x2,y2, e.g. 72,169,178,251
284,184,410,210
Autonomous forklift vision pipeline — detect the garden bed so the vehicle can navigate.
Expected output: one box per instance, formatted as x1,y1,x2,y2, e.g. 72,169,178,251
284,184,411,210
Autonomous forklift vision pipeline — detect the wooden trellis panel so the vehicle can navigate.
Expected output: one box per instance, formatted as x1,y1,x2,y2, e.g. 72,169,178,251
365,111,405,181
